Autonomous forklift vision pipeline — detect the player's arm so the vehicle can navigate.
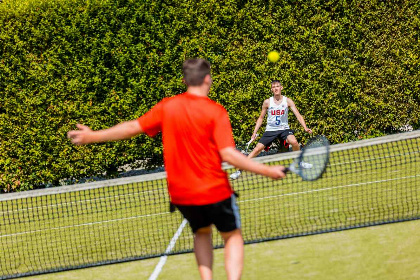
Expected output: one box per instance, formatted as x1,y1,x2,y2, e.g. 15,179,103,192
67,120,144,145
68,100,164,145
220,147,286,179
287,98,312,134
251,99,269,140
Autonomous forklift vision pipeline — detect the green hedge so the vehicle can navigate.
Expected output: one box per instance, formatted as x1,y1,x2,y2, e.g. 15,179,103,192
1,0,419,191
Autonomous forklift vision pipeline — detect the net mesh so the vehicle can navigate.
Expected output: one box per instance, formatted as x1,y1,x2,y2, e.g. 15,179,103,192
1,131,419,279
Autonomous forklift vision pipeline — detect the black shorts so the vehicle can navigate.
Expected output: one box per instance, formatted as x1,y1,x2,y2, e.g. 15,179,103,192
174,194,241,233
259,129,294,148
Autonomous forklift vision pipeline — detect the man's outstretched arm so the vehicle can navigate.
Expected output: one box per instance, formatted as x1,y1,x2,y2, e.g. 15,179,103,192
67,120,143,145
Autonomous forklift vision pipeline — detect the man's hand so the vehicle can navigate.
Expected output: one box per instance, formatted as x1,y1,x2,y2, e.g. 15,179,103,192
266,166,287,179
67,124,94,145
305,128,313,134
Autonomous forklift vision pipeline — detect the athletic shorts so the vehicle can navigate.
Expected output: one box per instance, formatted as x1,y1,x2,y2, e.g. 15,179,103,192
259,129,294,148
174,194,241,233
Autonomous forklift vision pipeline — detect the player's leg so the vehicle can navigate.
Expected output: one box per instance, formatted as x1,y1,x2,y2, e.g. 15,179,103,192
212,194,243,280
194,226,214,280
175,205,214,280
220,229,243,280
246,142,266,159
284,132,313,168
279,129,299,151
286,134,300,151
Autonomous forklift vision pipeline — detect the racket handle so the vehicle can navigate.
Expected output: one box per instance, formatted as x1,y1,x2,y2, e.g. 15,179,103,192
246,133,259,145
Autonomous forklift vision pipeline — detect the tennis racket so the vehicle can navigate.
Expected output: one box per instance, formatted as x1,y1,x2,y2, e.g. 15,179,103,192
284,135,330,181
240,134,258,155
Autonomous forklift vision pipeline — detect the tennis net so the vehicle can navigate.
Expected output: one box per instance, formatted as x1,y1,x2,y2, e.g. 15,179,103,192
1,131,419,279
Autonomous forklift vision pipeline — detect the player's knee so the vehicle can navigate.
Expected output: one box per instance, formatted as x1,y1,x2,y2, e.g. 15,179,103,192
288,138,298,146
254,144,265,152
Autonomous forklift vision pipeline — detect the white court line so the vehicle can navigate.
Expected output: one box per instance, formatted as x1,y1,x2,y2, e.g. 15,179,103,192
238,174,420,204
148,219,188,280
2,174,418,238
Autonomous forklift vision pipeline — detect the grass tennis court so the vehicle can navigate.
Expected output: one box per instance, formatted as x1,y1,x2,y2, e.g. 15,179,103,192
28,219,420,280
1,132,419,279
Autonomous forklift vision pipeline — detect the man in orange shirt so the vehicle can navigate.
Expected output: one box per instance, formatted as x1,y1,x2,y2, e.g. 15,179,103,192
68,59,286,280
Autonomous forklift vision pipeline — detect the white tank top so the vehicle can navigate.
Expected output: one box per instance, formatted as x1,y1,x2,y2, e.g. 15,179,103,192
265,96,289,131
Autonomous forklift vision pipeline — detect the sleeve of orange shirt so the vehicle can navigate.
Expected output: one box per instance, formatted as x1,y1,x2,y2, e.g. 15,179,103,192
137,100,164,137
213,107,236,151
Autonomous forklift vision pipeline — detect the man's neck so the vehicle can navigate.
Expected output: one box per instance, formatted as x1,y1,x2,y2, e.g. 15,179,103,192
273,93,283,101
186,86,209,97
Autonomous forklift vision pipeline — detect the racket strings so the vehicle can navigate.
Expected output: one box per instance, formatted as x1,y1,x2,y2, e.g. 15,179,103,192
299,136,330,181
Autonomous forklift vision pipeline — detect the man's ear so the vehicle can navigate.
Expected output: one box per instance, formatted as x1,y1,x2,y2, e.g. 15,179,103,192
182,78,186,85
204,74,212,84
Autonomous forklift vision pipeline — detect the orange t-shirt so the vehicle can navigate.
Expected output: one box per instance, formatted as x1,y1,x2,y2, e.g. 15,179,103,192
137,92,235,205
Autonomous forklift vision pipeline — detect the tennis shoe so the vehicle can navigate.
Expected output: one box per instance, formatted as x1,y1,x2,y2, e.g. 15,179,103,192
230,170,242,180
299,162,313,169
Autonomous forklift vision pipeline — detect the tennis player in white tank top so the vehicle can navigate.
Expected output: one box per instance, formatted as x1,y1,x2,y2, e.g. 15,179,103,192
230,80,312,180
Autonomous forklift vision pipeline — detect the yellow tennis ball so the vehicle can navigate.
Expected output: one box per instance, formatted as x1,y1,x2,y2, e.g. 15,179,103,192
267,51,280,62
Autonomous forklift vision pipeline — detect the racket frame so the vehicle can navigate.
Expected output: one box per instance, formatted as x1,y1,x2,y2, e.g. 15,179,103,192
285,135,330,181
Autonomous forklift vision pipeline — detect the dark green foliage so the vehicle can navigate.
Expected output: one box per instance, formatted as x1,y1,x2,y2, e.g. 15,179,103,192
1,0,419,191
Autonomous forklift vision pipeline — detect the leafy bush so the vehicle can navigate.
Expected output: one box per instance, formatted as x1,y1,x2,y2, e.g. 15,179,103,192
1,0,419,191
